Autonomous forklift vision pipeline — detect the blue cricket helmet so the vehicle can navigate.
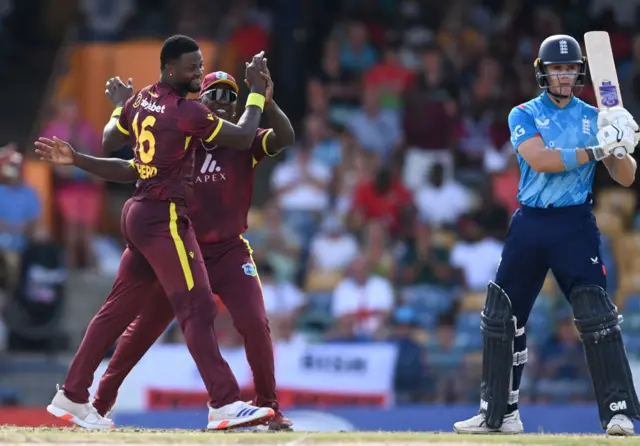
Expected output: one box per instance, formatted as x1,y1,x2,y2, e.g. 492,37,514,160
534,34,587,96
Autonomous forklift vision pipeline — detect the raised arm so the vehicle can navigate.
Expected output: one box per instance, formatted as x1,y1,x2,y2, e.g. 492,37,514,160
35,137,138,183
103,77,135,153
192,52,268,149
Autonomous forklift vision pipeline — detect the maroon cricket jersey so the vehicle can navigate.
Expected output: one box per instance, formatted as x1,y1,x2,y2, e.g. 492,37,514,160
117,83,224,205
187,128,276,244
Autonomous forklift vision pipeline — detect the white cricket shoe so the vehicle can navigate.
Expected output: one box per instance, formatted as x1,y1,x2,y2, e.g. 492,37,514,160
606,414,634,436
206,400,274,430
47,386,114,429
454,410,524,434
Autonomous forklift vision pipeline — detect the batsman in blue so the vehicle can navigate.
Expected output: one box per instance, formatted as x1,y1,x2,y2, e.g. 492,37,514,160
454,34,640,436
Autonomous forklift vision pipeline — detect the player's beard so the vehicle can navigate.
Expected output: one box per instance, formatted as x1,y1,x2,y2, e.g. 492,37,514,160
185,79,202,94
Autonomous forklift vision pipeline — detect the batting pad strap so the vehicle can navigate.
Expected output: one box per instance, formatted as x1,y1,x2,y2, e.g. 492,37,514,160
513,348,528,366
508,390,519,405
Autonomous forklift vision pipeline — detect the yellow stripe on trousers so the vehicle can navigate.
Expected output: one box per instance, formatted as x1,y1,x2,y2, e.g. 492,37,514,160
170,202,194,291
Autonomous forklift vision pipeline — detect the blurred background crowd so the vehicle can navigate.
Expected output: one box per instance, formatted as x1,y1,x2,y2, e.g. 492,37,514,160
1,0,640,410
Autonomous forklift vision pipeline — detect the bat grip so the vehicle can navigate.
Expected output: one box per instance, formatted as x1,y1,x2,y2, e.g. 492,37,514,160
613,147,627,159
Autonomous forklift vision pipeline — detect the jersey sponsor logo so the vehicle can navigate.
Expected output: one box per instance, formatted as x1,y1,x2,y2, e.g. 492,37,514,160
195,153,227,183
535,117,549,128
598,81,620,107
242,262,258,276
511,125,525,140
140,98,166,114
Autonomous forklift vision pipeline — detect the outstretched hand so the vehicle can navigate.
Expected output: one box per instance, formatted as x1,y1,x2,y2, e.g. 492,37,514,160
106,76,134,106
34,136,76,165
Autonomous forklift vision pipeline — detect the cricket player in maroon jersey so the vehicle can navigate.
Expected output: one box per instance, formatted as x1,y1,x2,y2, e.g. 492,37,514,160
37,68,296,431
36,35,275,430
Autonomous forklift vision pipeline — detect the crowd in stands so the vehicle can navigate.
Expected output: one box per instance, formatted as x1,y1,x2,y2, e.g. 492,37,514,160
2,0,640,405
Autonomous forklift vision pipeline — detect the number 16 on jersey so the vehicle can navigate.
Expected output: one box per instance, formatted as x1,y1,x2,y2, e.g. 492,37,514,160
132,111,158,179
584,30,626,159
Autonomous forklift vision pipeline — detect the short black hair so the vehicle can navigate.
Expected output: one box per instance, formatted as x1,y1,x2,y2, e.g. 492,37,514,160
160,35,200,70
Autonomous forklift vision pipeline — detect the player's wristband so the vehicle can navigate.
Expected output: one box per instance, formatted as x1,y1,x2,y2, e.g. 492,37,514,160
560,149,580,171
111,106,123,119
246,93,266,112
586,146,606,162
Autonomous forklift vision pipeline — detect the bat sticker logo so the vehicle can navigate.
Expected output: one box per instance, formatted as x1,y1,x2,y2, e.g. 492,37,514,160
599,81,620,107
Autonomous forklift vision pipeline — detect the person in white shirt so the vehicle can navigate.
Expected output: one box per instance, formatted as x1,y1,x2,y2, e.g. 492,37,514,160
450,217,503,291
330,255,394,339
271,143,332,241
414,162,473,227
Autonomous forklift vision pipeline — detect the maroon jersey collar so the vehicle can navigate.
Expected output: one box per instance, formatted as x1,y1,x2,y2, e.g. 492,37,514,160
156,81,184,97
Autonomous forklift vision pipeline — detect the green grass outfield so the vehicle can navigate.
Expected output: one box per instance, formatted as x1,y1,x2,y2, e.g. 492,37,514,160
0,427,638,445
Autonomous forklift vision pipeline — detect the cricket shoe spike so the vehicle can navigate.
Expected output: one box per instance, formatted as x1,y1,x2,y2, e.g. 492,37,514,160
453,410,524,434
47,385,114,429
207,400,274,430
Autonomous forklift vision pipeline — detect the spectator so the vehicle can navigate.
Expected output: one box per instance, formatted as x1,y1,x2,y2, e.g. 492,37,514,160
450,216,503,291
397,223,460,288
362,221,395,280
363,40,415,111
5,226,66,352
306,214,359,292
0,146,40,295
243,202,301,283
309,40,361,123
402,45,458,189
329,255,394,340
305,114,343,170
414,162,473,228
339,21,378,72
333,146,378,218
41,99,103,269
347,88,402,161
270,142,332,242
350,166,413,237
261,262,306,342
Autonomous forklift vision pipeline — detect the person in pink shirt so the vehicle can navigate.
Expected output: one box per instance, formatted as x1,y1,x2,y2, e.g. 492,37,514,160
41,99,102,268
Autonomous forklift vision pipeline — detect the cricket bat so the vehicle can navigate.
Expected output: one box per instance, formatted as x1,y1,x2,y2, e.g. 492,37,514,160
584,31,626,159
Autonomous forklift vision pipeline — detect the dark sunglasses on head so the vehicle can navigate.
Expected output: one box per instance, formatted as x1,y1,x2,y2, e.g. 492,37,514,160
201,88,237,103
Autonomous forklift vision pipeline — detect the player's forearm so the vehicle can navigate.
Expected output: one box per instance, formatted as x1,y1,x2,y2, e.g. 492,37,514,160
214,86,266,149
264,100,295,149
102,118,128,153
605,155,637,187
529,148,593,173
74,153,138,183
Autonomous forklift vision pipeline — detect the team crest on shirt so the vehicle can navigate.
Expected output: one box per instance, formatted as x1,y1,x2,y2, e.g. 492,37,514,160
133,93,142,108
242,263,257,276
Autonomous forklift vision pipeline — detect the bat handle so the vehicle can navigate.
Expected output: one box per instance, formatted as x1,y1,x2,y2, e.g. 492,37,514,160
613,147,627,159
